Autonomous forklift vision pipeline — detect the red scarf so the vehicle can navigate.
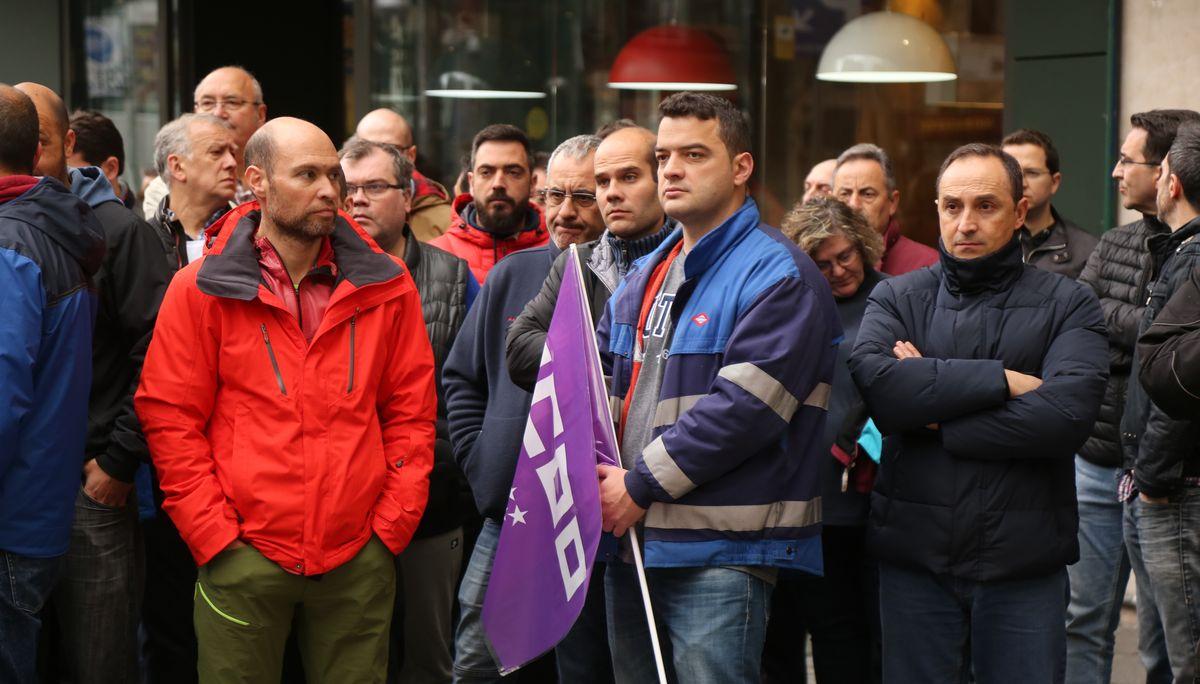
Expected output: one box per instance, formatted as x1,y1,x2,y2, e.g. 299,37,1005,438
0,175,39,205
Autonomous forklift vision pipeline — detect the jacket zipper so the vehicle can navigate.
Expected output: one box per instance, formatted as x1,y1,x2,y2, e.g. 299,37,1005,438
346,309,359,393
260,324,287,396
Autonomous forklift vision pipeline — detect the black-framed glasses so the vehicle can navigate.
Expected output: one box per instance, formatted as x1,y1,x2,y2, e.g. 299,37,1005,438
544,188,597,208
346,182,406,199
1115,156,1162,168
194,97,262,113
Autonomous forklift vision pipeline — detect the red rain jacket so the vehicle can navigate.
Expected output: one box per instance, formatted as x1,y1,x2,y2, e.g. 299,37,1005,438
429,194,547,284
135,202,436,574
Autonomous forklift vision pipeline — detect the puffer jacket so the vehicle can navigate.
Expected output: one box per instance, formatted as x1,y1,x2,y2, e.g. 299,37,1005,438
400,226,476,538
135,203,436,573
429,194,547,284
1076,216,1168,467
1122,217,1200,498
0,176,105,557
850,237,1108,581
1138,263,1200,419
599,199,841,572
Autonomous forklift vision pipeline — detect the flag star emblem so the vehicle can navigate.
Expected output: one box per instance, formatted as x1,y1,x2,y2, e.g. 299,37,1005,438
692,313,710,327
507,505,527,526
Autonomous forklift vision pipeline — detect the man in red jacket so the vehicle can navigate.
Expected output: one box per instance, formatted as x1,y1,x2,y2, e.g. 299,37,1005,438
430,124,547,283
135,117,436,682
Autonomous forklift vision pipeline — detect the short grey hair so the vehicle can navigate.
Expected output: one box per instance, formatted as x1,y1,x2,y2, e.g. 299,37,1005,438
837,143,897,192
547,134,601,175
154,113,232,187
339,135,414,191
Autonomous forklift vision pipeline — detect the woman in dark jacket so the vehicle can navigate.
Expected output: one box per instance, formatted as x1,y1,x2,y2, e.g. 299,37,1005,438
762,197,886,683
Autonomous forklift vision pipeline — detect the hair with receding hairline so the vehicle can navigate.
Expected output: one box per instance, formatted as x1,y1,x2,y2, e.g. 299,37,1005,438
244,126,277,176
194,65,264,104
1131,109,1200,164
153,113,233,186
837,143,897,192
935,143,1024,206
547,134,601,175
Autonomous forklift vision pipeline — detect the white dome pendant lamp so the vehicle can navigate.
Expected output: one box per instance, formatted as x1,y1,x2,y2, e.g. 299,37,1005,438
816,10,956,83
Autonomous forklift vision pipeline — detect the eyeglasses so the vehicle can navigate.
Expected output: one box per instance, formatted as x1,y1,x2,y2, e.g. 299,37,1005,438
346,182,407,199
544,189,597,208
194,97,262,113
1115,156,1162,168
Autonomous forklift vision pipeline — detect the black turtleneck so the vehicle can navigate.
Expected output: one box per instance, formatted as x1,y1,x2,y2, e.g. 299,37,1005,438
938,235,1024,296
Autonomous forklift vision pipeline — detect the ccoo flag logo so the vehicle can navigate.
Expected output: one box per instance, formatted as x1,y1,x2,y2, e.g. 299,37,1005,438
481,246,619,674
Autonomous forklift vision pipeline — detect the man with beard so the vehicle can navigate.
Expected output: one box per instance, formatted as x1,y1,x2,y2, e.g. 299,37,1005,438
443,134,605,682
431,124,547,283
136,117,436,681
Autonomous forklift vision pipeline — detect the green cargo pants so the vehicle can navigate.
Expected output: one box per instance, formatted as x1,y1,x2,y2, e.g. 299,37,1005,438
194,537,395,683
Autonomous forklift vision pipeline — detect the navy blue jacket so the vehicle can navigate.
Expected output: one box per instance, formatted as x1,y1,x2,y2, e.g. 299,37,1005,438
600,199,841,572
850,237,1107,581
0,176,105,557
443,243,560,520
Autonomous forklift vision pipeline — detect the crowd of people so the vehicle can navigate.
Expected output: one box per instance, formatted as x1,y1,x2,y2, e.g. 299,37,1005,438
2,63,1200,684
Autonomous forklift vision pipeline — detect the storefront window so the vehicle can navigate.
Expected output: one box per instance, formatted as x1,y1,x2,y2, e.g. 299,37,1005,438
359,0,1003,234
69,0,161,196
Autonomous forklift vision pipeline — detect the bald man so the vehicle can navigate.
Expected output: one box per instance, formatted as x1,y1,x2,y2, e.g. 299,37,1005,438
16,82,170,684
355,108,452,241
136,117,436,681
142,65,267,216
802,158,837,203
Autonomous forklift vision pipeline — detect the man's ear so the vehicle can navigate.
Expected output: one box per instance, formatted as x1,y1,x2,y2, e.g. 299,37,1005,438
1014,196,1030,229
406,145,418,163
244,164,268,199
64,128,76,158
167,154,186,186
32,142,43,173
731,151,755,188
101,156,121,185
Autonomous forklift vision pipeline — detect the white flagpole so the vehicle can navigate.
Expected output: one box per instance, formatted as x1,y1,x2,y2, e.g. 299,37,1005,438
570,245,668,684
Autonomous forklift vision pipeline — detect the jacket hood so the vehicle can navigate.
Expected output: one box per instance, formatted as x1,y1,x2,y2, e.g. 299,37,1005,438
68,166,121,209
938,234,1023,296
448,193,547,247
1,176,105,277
196,201,403,301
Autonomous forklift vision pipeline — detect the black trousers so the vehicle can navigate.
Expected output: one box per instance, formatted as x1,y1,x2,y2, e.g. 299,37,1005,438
762,524,880,684
141,513,198,684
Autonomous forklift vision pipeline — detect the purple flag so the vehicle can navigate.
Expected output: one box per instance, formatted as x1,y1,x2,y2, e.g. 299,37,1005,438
482,246,618,673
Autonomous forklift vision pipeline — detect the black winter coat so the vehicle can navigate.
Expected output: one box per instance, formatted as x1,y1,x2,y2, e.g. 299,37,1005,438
1139,264,1200,419
402,227,474,537
850,238,1107,581
1077,216,1167,467
1122,217,1200,497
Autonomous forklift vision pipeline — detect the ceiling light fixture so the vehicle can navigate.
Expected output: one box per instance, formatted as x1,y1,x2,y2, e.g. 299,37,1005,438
816,11,956,83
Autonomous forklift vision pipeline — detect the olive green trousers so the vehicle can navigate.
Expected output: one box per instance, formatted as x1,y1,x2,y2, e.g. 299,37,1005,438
194,537,395,683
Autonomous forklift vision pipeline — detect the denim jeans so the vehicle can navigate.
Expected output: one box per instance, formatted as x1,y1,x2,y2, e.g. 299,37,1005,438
1135,488,1200,681
0,550,63,682
605,561,772,683
46,487,145,684
1064,458,1131,684
1124,497,1175,684
878,562,1067,684
453,519,503,683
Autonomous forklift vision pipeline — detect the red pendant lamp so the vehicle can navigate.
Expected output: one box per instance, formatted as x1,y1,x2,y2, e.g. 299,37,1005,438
607,26,737,91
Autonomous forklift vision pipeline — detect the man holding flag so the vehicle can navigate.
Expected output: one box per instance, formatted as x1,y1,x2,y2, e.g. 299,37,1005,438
596,92,840,681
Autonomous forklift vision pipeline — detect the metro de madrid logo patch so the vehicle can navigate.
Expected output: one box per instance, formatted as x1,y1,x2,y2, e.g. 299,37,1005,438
691,312,710,327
